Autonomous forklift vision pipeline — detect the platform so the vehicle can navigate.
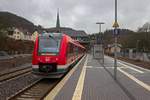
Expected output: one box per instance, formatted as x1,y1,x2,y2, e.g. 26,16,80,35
44,54,150,100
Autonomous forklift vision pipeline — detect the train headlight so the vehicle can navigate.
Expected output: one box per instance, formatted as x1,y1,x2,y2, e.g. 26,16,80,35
38,58,41,61
32,65,39,69
55,58,58,61
45,57,50,62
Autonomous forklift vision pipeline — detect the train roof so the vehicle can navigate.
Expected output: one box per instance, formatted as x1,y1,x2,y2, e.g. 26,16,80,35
39,32,62,37
63,33,85,49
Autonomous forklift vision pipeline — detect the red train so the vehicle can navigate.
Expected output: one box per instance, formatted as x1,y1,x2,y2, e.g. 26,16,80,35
32,32,85,78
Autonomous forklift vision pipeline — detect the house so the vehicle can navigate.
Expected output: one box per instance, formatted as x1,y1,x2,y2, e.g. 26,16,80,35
106,43,122,55
32,31,39,42
24,31,32,41
7,28,33,41
8,28,24,40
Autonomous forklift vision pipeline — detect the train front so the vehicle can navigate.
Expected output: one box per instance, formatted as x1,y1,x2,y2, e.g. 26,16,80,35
32,33,65,78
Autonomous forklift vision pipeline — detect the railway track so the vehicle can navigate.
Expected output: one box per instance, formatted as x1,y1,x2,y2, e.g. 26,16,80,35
7,78,59,100
0,66,32,82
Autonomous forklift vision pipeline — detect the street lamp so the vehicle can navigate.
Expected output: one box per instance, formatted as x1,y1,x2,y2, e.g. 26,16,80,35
96,22,105,64
96,22,105,44
96,22,105,34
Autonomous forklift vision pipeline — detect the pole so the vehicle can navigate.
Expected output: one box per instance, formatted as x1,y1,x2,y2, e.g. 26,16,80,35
99,24,101,34
114,33,117,80
99,24,105,65
99,24,104,65
115,0,117,23
114,0,118,80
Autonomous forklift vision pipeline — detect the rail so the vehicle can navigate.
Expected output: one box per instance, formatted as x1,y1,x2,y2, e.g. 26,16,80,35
0,67,32,82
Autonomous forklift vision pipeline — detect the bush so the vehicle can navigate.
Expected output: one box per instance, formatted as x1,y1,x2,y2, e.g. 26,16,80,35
0,36,34,54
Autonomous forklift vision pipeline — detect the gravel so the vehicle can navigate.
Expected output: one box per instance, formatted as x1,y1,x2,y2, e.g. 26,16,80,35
0,55,32,72
0,54,37,100
0,73,39,100
118,57,150,70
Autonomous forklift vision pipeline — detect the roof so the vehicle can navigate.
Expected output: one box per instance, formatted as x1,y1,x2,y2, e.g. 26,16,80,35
45,27,88,37
108,43,122,48
34,29,43,34
43,11,88,38
10,27,32,35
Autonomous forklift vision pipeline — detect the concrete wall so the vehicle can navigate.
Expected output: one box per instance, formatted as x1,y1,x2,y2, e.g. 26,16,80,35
121,50,150,62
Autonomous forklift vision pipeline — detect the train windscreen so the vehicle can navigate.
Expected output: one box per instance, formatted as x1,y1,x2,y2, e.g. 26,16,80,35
38,33,62,55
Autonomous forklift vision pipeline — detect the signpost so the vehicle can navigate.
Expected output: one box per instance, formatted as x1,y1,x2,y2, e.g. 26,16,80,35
113,21,119,28
113,0,119,80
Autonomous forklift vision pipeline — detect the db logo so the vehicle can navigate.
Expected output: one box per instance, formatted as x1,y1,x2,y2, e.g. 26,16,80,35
45,57,50,62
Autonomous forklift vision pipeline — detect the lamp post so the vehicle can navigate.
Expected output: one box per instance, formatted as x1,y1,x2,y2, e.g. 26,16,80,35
96,22,105,64
96,22,105,34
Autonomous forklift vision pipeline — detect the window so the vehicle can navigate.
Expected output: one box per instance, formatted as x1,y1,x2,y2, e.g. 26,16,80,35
67,43,74,58
38,34,62,55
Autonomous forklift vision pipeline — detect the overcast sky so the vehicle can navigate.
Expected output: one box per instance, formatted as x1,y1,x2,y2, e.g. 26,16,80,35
0,0,150,34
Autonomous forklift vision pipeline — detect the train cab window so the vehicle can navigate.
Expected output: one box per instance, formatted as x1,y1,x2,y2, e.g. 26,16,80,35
38,33,62,55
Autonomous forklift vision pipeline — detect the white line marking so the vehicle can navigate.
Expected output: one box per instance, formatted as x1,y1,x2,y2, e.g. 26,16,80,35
119,60,150,72
44,55,86,100
118,62,144,73
118,68,150,92
72,55,88,100
86,66,125,69
105,56,149,73
86,66,93,68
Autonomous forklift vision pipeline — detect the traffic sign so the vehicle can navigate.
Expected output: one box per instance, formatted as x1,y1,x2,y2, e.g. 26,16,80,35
113,21,119,28
113,28,119,36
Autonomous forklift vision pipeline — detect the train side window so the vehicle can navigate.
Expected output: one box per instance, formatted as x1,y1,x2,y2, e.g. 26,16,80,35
67,43,73,58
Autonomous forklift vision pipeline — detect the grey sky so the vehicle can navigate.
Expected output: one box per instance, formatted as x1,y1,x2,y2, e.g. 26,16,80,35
0,0,150,34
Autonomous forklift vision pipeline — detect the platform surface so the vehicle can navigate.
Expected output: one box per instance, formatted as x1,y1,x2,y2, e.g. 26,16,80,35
45,54,150,100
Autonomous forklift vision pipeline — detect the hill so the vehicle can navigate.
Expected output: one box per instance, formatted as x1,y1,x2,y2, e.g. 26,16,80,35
90,29,150,52
0,11,37,33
